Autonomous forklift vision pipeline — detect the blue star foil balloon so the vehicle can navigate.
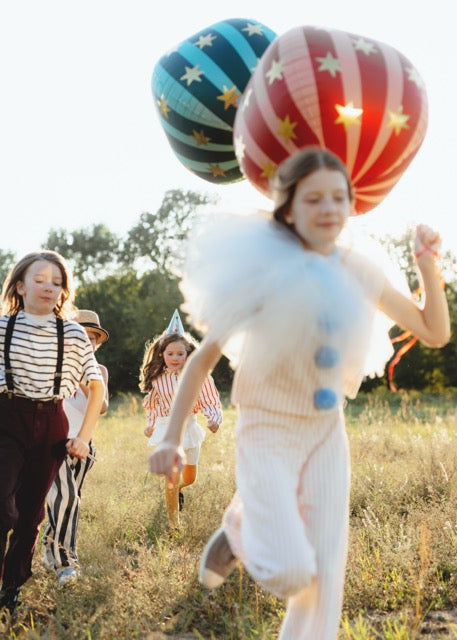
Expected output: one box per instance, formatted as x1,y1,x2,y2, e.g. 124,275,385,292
152,18,276,184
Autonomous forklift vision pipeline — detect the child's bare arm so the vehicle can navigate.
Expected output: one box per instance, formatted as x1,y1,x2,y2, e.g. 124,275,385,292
66,378,105,459
378,225,450,348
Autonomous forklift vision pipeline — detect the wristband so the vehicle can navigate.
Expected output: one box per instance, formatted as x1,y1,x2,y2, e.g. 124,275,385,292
415,246,439,259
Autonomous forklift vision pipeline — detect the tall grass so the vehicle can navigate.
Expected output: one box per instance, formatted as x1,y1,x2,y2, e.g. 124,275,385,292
2,391,457,638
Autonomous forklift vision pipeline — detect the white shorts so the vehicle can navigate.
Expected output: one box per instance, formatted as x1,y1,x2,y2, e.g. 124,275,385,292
148,415,205,465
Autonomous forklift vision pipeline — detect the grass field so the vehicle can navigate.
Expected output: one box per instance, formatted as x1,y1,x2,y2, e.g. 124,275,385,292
2,390,457,638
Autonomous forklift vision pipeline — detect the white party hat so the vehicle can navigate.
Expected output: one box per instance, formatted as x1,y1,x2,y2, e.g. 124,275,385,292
165,309,185,335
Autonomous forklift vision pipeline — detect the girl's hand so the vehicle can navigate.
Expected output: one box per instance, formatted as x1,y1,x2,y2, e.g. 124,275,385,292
144,425,154,437
66,436,90,460
148,441,184,485
207,420,220,433
414,224,442,262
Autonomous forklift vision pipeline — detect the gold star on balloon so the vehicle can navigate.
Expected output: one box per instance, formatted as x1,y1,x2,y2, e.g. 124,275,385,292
353,37,376,55
234,135,246,162
157,95,171,118
217,85,241,110
208,164,227,177
180,64,204,86
316,52,341,78
334,102,363,130
277,115,298,141
192,129,211,146
194,33,216,49
242,23,264,36
266,59,284,85
260,160,277,178
387,105,410,135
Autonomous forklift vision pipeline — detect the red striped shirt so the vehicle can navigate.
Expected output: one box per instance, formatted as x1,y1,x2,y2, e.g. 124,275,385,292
142,369,222,429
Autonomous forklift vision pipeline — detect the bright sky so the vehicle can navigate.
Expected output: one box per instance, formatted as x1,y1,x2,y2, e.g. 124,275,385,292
1,0,456,259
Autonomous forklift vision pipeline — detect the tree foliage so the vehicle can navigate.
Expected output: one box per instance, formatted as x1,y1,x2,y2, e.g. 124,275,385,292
45,224,121,285
120,189,215,273
363,227,457,392
0,249,16,289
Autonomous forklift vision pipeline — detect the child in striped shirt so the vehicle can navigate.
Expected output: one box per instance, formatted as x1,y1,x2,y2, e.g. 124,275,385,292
0,251,105,615
43,309,109,587
140,311,222,528
148,148,449,639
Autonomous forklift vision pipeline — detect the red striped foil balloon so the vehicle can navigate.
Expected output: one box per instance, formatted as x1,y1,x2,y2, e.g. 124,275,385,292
233,25,428,214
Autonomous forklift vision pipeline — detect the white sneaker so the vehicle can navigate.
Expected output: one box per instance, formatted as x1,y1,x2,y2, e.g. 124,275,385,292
199,527,238,589
57,567,78,587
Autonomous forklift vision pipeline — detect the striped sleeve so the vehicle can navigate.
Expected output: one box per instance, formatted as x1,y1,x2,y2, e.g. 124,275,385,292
196,374,222,425
142,389,159,430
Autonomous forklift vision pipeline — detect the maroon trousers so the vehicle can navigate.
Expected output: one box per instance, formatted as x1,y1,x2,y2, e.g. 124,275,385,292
0,394,68,588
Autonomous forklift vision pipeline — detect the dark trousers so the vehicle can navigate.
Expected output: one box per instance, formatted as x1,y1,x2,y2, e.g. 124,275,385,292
0,394,68,588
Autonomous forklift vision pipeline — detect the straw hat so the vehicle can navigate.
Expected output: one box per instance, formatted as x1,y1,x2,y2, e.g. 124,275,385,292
74,309,109,345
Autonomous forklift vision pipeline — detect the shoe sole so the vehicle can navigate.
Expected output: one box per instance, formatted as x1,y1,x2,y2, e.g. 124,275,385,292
198,528,237,589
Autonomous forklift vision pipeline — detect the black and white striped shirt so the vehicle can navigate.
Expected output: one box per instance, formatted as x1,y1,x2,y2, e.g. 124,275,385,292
0,311,103,401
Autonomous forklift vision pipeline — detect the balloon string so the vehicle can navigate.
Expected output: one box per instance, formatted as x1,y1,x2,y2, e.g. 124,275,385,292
387,335,419,392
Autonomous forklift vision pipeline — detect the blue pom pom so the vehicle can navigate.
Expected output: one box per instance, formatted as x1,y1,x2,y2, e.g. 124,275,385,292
314,388,338,410
314,346,340,368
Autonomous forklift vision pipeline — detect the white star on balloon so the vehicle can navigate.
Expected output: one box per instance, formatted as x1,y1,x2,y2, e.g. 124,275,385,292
266,59,284,85
316,52,341,77
406,66,424,89
194,33,216,49
234,135,246,161
242,23,264,36
180,65,204,86
353,37,377,55
241,88,253,112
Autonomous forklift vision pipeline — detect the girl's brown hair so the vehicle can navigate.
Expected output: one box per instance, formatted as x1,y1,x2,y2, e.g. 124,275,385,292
1,250,75,317
139,333,197,393
271,147,353,229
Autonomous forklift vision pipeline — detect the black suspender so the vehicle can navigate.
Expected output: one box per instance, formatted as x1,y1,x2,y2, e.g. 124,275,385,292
54,317,64,397
4,314,64,399
4,314,16,399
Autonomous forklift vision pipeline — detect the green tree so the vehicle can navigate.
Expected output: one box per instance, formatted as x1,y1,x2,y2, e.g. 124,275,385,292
120,189,216,273
75,270,183,392
0,249,16,290
44,224,121,284
373,227,457,391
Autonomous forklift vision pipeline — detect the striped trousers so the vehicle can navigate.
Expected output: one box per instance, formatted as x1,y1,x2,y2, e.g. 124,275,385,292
42,444,95,569
223,407,350,640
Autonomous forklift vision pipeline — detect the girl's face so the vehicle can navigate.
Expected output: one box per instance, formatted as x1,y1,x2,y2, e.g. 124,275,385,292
284,168,351,255
85,329,99,352
16,259,63,315
163,340,188,372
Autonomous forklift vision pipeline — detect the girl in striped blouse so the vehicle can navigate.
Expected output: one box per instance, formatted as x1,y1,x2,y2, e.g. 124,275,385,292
0,250,105,615
148,148,449,639
140,324,222,528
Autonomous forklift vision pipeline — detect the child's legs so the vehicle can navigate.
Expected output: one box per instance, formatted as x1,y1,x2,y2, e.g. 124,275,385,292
2,400,68,587
164,444,201,525
179,445,200,489
229,431,318,598
44,448,94,568
164,480,180,527
0,431,24,584
278,420,350,640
